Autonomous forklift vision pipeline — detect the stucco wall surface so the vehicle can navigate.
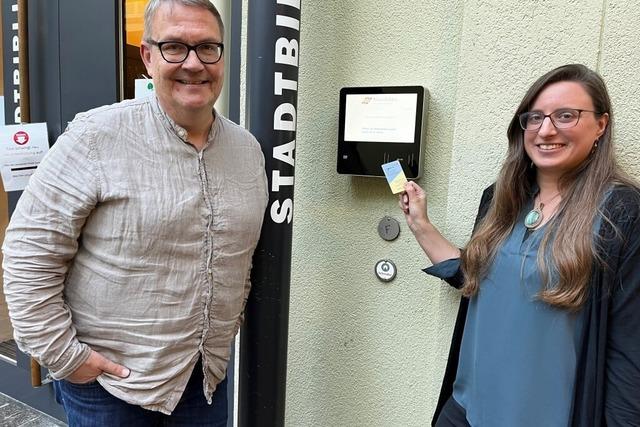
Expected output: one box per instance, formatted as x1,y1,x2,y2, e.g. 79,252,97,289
286,0,640,426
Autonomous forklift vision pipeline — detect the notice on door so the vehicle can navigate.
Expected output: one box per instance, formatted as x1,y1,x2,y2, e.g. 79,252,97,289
135,79,155,99
0,123,50,192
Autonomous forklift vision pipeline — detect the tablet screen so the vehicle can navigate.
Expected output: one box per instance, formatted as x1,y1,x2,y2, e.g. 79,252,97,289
344,93,417,143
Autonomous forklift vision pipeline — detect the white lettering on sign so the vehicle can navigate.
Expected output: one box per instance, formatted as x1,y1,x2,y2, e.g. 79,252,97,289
9,1,21,124
273,140,295,166
274,72,297,95
273,103,296,131
274,38,298,67
275,15,299,31
270,0,300,224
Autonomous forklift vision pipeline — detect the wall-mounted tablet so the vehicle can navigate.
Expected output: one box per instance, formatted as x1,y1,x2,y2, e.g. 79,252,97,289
337,86,427,178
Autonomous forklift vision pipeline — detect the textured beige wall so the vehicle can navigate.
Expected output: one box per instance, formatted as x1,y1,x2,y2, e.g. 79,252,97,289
286,0,640,426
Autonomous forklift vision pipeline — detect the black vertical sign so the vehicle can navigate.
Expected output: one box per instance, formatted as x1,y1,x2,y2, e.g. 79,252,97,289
240,0,300,426
2,0,25,214
2,0,20,126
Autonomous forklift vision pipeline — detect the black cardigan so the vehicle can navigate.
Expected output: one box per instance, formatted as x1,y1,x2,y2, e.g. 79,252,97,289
428,184,640,427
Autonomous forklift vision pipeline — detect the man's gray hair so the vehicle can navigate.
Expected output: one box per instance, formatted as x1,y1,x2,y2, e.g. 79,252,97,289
143,0,224,42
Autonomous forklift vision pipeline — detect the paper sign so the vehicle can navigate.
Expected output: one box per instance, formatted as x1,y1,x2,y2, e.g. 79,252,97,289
381,160,408,194
0,122,50,191
135,79,155,99
345,93,418,143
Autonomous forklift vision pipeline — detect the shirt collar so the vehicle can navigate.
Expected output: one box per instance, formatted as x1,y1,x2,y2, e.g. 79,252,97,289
150,95,219,148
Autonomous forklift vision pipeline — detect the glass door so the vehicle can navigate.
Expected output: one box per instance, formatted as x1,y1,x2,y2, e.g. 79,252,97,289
0,1,17,368
1,0,122,421
122,0,149,100
0,185,15,366
0,186,16,368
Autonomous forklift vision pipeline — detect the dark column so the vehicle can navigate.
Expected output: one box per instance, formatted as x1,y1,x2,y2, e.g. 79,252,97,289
227,0,243,125
240,1,301,426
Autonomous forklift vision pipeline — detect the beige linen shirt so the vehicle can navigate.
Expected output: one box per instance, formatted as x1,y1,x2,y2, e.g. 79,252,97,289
2,96,268,414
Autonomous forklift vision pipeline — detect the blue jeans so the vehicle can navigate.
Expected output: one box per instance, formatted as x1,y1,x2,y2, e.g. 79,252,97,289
54,360,228,427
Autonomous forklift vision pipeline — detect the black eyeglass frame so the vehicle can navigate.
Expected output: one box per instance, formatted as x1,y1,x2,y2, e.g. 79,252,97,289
146,40,224,64
518,108,604,132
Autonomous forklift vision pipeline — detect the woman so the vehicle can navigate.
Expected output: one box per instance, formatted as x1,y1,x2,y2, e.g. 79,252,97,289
400,64,640,426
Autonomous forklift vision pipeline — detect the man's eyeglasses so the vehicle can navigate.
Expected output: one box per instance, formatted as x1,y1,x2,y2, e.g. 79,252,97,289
518,108,602,131
147,40,224,64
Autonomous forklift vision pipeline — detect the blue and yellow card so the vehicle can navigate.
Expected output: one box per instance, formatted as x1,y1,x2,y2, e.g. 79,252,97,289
381,160,408,194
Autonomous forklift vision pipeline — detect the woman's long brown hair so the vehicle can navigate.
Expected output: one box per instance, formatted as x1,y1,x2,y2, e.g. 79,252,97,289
461,64,635,310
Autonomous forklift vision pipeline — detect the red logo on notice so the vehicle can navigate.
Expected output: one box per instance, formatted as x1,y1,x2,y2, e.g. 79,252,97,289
13,131,29,145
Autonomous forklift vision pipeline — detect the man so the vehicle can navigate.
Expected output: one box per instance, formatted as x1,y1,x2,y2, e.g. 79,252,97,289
2,0,267,424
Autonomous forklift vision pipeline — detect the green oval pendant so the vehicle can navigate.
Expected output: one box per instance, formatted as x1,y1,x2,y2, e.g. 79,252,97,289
524,208,543,229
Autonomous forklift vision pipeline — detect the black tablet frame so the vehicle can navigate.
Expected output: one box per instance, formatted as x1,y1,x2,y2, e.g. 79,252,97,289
337,85,426,178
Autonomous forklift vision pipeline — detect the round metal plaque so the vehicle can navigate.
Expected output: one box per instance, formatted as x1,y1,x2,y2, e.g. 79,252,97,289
377,216,400,241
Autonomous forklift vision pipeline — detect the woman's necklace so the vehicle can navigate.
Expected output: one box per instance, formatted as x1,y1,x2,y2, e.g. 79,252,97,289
524,192,561,229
